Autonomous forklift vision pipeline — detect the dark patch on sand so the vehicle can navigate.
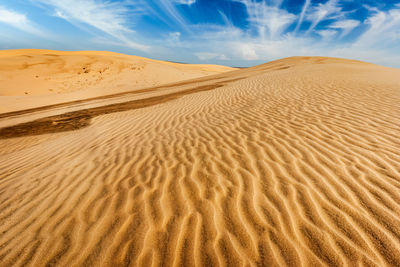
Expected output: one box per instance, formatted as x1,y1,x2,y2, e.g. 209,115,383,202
0,78,243,139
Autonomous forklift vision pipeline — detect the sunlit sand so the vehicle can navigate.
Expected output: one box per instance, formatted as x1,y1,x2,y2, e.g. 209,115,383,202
1,51,400,266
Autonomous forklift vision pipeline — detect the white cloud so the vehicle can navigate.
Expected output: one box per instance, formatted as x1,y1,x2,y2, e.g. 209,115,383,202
218,54,230,60
195,52,229,61
186,26,312,62
158,0,192,33
330,46,400,68
2,0,400,68
329,19,360,38
173,0,196,5
353,7,400,49
50,1,400,68
164,31,182,47
0,6,42,35
237,0,297,39
295,0,310,32
317,29,338,40
306,0,342,34
233,42,259,60
362,5,379,13
169,31,181,42
34,0,149,51
219,10,233,27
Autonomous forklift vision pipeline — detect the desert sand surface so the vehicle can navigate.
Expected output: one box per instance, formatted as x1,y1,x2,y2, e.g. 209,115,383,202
0,49,235,113
1,56,400,266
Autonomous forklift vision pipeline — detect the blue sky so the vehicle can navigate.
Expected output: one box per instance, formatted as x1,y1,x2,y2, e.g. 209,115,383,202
0,0,400,67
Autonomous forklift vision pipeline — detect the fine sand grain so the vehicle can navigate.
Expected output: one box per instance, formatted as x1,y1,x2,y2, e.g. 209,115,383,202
1,55,400,266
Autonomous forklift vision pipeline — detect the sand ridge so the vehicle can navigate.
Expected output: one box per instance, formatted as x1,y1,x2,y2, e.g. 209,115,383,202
0,49,234,96
1,56,400,266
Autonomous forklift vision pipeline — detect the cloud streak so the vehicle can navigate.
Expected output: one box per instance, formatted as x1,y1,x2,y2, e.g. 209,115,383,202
355,7,400,47
0,6,43,35
295,0,310,33
158,2,400,68
173,0,196,5
34,0,149,51
329,19,360,38
2,0,400,68
237,0,297,39
306,0,342,34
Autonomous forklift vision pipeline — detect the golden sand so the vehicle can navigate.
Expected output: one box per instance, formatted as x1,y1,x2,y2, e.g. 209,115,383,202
0,49,234,113
1,53,400,266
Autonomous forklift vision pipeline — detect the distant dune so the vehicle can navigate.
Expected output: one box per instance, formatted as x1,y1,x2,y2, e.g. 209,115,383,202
1,55,400,266
0,49,234,112
0,49,234,96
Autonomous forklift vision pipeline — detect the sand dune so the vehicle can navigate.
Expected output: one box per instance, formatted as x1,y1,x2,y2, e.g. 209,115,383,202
0,49,234,96
1,56,400,266
0,49,234,113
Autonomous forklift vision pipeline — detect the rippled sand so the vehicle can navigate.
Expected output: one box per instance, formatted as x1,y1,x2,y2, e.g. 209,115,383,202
1,56,400,266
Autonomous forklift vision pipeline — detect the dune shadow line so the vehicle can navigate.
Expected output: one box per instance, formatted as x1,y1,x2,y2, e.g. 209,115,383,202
0,79,242,139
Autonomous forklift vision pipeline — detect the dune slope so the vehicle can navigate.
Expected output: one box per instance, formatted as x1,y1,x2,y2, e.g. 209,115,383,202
0,49,234,97
1,57,400,266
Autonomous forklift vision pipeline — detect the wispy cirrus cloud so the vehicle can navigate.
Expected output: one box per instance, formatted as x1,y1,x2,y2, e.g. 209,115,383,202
294,0,310,33
173,0,197,5
305,0,342,34
329,19,360,38
355,7,400,47
2,0,400,68
158,1,400,68
33,0,149,51
195,52,229,61
0,6,43,35
317,29,338,40
157,0,192,33
128,0,192,34
236,0,297,39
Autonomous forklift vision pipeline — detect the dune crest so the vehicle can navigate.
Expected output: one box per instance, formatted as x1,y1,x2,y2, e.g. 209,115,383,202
1,56,400,266
0,49,234,96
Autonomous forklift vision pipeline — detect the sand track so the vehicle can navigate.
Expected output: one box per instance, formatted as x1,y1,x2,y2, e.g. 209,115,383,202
1,56,400,266
0,49,234,97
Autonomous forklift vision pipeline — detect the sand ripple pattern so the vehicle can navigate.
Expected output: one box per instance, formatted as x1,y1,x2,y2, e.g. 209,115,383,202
1,58,400,266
